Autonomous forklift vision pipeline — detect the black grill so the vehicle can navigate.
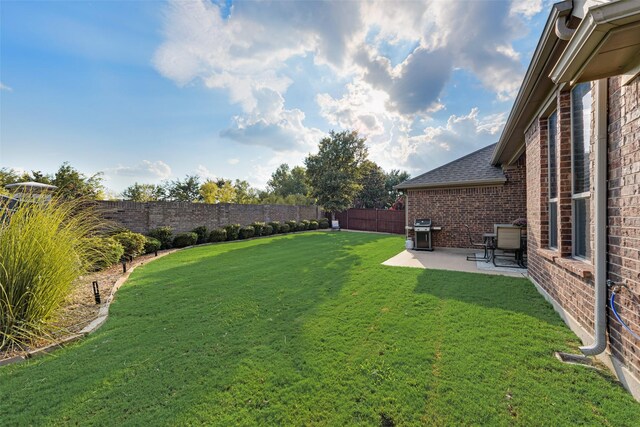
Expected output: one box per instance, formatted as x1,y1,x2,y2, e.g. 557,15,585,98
413,218,439,251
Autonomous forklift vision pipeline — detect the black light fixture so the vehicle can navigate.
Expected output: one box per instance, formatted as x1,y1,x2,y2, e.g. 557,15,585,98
92,281,101,304
122,258,127,273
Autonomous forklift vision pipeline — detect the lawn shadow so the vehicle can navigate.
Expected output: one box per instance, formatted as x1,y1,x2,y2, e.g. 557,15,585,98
0,231,394,425
413,268,567,328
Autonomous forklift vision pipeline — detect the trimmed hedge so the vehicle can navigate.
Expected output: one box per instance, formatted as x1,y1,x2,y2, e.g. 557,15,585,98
239,226,255,239
148,226,173,249
309,220,319,230
209,228,227,243
144,237,162,254
263,224,273,236
113,231,146,258
268,221,281,234
285,220,298,231
318,219,330,229
173,232,198,248
191,226,208,245
251,222,265,237
225,224,241,241
86,237,124,271
280,223,291,233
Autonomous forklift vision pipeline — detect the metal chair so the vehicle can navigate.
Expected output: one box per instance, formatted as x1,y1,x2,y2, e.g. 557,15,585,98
465,225,492,262
492,225,523,267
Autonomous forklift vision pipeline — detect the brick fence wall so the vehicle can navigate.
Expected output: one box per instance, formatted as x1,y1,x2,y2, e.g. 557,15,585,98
406,155,527,248
527,76,640,381
96,201,322,234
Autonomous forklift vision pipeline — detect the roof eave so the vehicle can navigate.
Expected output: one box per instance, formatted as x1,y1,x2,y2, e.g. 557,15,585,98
550,0,640,84
396,178,507,190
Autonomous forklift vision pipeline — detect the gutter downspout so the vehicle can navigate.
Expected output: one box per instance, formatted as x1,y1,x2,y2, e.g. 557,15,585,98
581,78,608,356
555,1,575,40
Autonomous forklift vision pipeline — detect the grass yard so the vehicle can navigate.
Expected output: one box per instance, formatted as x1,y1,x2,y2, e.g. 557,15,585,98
1,231,639,425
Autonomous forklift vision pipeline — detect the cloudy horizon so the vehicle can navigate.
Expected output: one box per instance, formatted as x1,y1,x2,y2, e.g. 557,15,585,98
1,0,549,194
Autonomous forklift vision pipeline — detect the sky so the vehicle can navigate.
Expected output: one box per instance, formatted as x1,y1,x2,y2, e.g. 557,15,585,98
0,0,551,194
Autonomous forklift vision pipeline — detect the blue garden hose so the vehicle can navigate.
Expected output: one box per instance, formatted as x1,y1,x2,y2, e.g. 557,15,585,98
610,289,640,342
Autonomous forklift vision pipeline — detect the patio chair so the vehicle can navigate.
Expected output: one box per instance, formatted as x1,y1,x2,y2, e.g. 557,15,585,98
465,225,492,262
492,225,523,268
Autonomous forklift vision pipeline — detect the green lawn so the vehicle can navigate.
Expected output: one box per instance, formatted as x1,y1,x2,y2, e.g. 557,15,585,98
1,232,639,425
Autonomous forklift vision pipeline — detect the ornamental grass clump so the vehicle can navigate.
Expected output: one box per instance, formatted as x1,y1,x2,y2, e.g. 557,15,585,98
0,196,105,351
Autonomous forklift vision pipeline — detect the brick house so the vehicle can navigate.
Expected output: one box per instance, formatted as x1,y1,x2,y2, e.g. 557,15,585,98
395,143,527,248
492,0,640,399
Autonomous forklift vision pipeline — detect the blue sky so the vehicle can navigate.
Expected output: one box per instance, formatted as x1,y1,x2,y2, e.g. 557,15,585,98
0,0,550,194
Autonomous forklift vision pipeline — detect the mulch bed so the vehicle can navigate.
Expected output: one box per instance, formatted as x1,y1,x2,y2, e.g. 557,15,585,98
0,251,168,362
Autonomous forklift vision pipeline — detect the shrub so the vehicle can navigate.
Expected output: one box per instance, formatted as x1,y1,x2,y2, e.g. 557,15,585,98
309,220,319,230
268,221,281,233
225,224,241,241
285,220,298,231
144,236,161,254
148,226,173,249
251,222,265,237
86,237,124,271
209,228,227,243
191,226,208,245
280,223,291,233
112,231,146,258
0,196,105,350
263,224,273,236
318,218,330,229
172,232,198,248
239,226,255,239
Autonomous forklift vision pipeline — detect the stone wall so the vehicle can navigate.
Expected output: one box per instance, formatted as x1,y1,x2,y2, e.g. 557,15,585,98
406,155,527,248
526,76,640,381
97,201,322,234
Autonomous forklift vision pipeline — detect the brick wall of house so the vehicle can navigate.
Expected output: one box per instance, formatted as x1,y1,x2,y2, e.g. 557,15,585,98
97,201,322,234
607,75,640,376
406,156,527,248
526,76,640,380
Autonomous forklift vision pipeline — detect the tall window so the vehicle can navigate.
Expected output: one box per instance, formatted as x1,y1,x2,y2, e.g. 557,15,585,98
571,83,592,259
548,111,558,249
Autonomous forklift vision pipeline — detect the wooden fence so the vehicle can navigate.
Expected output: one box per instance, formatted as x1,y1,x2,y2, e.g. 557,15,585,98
334,208,405,234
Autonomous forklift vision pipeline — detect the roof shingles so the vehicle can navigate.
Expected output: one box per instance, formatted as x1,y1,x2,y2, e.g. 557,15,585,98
395,143,505,189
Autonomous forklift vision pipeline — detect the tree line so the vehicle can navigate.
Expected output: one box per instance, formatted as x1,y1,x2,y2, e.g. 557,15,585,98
0,130,409,212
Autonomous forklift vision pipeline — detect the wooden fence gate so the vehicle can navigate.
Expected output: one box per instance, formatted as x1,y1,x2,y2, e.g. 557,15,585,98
334,209,405,234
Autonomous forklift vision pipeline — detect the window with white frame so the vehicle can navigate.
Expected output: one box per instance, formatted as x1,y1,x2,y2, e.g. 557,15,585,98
548,111,558,249
571,83,592,259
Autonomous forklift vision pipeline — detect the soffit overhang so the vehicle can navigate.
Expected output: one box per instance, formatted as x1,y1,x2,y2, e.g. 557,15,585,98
550,0,640,85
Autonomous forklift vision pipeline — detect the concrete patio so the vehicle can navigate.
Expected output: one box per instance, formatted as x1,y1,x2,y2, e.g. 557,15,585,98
382,247,527,278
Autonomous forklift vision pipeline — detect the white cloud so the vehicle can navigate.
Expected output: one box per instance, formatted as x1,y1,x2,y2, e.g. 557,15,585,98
195,164,217,181
153,0,540,171
106,160,171,180
227,158,239,165
399,108,506,173
0,82,13,92
510,0,544,18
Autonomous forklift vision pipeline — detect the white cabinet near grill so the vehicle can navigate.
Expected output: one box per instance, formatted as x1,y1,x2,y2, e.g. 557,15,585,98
413,218,442,251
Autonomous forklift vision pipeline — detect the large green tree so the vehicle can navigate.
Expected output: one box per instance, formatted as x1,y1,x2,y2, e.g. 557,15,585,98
121,183,166,202
164,175,201,202
52,162,104,199
267,164,309,197
354,160,387,209
305,130,368,219
233,179,260,204
384,169,411,208
1,163,104,199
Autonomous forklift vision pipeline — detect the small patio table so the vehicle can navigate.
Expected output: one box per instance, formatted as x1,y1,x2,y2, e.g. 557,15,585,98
482,232,496,260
